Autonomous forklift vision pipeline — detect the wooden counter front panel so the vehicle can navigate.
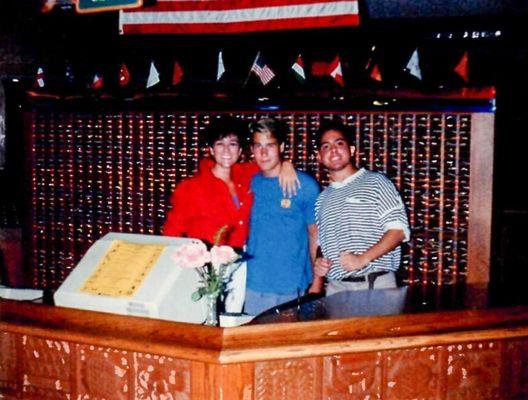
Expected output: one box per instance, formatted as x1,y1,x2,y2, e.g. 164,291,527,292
0,332,193,400
2,331,528,399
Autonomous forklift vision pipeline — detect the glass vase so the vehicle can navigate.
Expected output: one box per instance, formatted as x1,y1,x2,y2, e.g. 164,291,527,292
204,292,219,326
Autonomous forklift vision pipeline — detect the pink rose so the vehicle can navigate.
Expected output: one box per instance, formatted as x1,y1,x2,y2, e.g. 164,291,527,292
171,241,211,269
210,245,239,269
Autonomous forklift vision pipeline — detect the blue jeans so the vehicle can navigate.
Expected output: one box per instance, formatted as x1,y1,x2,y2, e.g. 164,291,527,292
244,288,298,316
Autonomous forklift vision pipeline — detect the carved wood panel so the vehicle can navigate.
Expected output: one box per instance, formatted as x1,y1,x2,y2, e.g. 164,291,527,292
384,346,444,400
254,358,321,400
0,332,19,396
2,329,528,400
134,353,191,400
502,339,528,399
323,352,382,399
445,341,502,400
19,336,73,399
76,345,131,399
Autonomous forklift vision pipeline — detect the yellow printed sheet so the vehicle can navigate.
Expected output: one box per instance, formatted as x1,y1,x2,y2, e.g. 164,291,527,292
80,240,165,298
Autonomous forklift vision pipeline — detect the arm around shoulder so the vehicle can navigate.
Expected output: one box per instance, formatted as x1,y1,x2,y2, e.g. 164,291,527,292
279,161,301,197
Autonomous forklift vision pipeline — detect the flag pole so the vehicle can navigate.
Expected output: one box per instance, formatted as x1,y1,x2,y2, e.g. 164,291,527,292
243,51,260,88
365,45,376,70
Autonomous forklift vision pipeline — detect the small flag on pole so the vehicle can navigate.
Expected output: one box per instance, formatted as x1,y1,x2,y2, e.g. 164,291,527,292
406,48,422,80
35,67,45,88
91,73,103,90
146,61,160,88
172,61,184,86
365,45,376,71
327,55,344,86
65,64,74,85
370,64,382,82
291,54,306,82
454,51,469,82
118,63,131,87
217,51,225,81
250,52,275,85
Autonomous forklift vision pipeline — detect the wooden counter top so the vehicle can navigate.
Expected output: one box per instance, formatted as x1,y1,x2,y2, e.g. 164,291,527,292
3,293,528,364
0,298,222,363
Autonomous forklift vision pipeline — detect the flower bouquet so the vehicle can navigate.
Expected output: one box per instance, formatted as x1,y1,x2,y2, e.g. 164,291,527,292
171,227,242,326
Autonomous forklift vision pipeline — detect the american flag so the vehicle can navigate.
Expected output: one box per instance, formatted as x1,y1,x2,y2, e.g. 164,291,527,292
250,52,275,85
119,0,360,34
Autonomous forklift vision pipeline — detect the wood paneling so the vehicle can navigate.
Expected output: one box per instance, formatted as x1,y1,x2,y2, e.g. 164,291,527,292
76,345,130,399
206,363,254,400
502,339,528,399
467,113,495,283
20,336,73,398
445,342,502,399
254,358,321,400
323,352,383,399
2,299,528,399
384,347,443,399
133,353,191,400
0,331,19,396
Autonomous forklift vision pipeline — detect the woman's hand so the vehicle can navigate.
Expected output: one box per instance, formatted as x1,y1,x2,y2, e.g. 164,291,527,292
279,161,301,197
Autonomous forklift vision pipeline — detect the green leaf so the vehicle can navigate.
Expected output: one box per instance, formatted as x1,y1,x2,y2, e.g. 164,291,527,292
191,291,202,302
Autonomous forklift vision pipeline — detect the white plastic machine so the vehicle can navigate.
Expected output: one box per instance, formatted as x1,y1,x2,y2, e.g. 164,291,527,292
54,232,207,324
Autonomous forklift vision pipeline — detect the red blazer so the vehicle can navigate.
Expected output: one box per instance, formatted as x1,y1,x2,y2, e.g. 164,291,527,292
163,159,258,248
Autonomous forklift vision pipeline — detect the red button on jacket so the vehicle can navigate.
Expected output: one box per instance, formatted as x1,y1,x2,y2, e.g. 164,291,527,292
163,159,258,248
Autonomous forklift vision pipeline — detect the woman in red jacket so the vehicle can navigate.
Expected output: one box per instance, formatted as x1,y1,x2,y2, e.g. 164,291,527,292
163,116,297,248
163,117,297,313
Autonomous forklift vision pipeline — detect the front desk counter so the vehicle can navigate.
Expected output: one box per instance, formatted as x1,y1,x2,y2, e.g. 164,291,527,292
2,283,528,399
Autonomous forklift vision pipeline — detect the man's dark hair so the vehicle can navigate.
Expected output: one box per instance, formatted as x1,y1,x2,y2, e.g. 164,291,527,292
248,118,288,146
315,120,354,148
203,116,246,148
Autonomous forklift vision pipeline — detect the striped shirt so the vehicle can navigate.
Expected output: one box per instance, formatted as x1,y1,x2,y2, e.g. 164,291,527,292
315,168,410,280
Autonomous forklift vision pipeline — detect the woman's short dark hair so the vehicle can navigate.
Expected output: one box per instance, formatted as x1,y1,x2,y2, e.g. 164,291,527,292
248,118,288,145
203,116,246,147
315,120,354,148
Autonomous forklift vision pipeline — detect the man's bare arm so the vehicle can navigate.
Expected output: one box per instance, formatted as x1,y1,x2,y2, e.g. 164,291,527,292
307,224,325,293
340,229,405,272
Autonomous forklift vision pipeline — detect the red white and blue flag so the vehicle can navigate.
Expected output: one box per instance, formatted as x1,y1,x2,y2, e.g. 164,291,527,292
250,52,275,85
119,0,360,34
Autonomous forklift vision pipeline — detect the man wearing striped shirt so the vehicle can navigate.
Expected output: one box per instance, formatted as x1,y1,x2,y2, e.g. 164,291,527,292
314,122,410,295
